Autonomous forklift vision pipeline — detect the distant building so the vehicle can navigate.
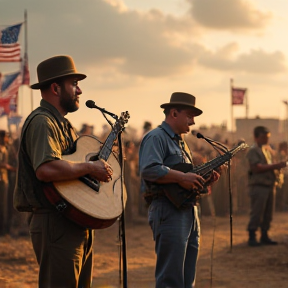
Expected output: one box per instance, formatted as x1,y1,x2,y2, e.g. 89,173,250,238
235,117,286,146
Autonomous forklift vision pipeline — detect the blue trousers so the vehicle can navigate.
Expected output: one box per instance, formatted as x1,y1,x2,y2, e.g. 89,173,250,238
148,197,200,288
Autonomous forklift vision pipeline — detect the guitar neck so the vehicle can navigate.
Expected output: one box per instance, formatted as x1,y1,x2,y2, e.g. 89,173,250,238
99,130,118,161
193,143,248,177
194,153,231,176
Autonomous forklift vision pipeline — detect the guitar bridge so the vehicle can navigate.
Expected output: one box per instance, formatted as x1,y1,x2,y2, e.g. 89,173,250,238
79,176,100,192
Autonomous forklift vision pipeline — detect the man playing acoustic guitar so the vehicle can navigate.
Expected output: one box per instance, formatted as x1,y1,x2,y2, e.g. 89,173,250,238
139,92,220,288
14,55,113,288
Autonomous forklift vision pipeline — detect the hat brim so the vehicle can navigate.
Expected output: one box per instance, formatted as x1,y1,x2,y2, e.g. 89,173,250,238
160,102,203,116
30,72,87,90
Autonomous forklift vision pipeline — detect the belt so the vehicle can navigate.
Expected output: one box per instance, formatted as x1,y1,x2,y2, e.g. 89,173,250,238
147,193,195,209
180,201,195,210
144,191,165,204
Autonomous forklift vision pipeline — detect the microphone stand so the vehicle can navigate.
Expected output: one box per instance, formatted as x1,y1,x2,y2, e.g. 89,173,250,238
92,103,128,287
195,134,233,252
228,160,233,253
96,106,118,120
117,131,128,288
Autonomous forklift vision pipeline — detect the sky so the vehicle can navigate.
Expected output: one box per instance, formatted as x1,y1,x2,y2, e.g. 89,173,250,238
0,0,287,136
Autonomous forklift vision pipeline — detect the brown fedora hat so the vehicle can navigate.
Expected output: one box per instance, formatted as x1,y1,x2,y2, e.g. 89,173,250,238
30,55,87,90
160,92,203,116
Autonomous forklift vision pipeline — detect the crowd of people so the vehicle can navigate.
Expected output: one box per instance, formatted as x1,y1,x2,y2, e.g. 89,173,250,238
1,120,288,236
0,130,18,236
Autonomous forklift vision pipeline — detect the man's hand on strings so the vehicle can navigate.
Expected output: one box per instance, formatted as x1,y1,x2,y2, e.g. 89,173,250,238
88,159,113,182
205,170,220,186
179,172,205,191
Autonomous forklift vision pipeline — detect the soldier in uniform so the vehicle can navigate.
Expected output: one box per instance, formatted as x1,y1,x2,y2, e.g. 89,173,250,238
246,126,287,246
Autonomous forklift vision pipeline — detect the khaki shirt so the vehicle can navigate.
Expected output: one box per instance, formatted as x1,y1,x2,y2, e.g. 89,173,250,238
246,144,276,187
25,103,77,171
14,99,78,211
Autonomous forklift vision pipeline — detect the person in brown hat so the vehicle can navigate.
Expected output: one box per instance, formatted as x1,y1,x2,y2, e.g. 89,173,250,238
139,92,220,288
14,55,113,288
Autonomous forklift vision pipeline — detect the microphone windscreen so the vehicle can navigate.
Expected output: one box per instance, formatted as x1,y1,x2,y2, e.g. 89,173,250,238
191,130,197,136
86,100,95,108
196,132,204,139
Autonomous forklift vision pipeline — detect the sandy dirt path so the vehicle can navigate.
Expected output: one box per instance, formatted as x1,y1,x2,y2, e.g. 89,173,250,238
1,212,288,288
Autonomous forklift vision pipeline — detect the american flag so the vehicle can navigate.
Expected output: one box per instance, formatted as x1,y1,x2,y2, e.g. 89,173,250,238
0,72,22,116
231,87,247,105
0,23,22,62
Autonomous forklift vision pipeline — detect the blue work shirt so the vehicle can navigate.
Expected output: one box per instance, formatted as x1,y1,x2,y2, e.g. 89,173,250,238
139,121,192,185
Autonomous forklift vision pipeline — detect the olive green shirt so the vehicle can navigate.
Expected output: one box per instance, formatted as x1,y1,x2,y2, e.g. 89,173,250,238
14,99,78,211
25,100,77,171
246,144,276,187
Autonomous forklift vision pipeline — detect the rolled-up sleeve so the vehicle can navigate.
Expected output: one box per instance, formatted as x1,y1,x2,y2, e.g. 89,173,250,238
139,133,170,182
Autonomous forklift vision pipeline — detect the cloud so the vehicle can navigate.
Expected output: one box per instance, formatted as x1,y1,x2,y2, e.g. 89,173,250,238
197,43,286,73
14,0,198,78
188,0,272,30
0,0,284,82
236,49,286,73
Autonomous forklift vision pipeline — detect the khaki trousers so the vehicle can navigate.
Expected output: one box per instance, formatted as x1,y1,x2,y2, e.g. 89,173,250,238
247,185,274,232
29,211,93,288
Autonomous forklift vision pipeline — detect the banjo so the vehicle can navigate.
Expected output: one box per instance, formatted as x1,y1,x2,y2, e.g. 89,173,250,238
43,111,130,229
162,142,249,208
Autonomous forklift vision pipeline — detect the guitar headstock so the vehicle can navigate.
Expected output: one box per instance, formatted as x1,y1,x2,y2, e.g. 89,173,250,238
237,142,249,151
230,142,249,157
115,111,130,133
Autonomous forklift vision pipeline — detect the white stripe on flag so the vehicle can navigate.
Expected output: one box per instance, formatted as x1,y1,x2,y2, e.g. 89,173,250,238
0,43,21,62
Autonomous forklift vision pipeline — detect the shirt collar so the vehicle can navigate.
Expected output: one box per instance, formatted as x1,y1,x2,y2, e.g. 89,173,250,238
40,99,66,124
160,121,179,139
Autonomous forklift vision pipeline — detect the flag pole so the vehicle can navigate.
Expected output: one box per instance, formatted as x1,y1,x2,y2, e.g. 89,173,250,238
230,78,234,132
24,10,28,58
24,10,33,112
245,89,248,119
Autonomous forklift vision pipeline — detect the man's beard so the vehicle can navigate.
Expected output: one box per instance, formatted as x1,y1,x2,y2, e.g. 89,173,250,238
59,89,79,113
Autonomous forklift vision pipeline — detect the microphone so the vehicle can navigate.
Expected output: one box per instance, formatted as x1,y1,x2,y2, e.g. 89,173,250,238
85,100,117,119
191,130,228,154
86,100,97,109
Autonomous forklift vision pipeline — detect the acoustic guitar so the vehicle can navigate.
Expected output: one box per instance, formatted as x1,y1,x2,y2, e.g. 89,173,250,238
43,111,130,229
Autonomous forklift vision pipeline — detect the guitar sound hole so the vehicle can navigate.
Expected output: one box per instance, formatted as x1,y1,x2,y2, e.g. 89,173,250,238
79,176,100,193
89,155,99,161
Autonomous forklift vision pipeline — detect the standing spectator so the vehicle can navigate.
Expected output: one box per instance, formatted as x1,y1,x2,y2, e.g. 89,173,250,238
142,121,152,137
0,130,14,235
275,141,288,211
246,126,287,246
6,136,19,233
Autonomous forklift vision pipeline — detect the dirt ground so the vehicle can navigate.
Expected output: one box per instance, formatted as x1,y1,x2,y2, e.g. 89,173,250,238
1,211,288,288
